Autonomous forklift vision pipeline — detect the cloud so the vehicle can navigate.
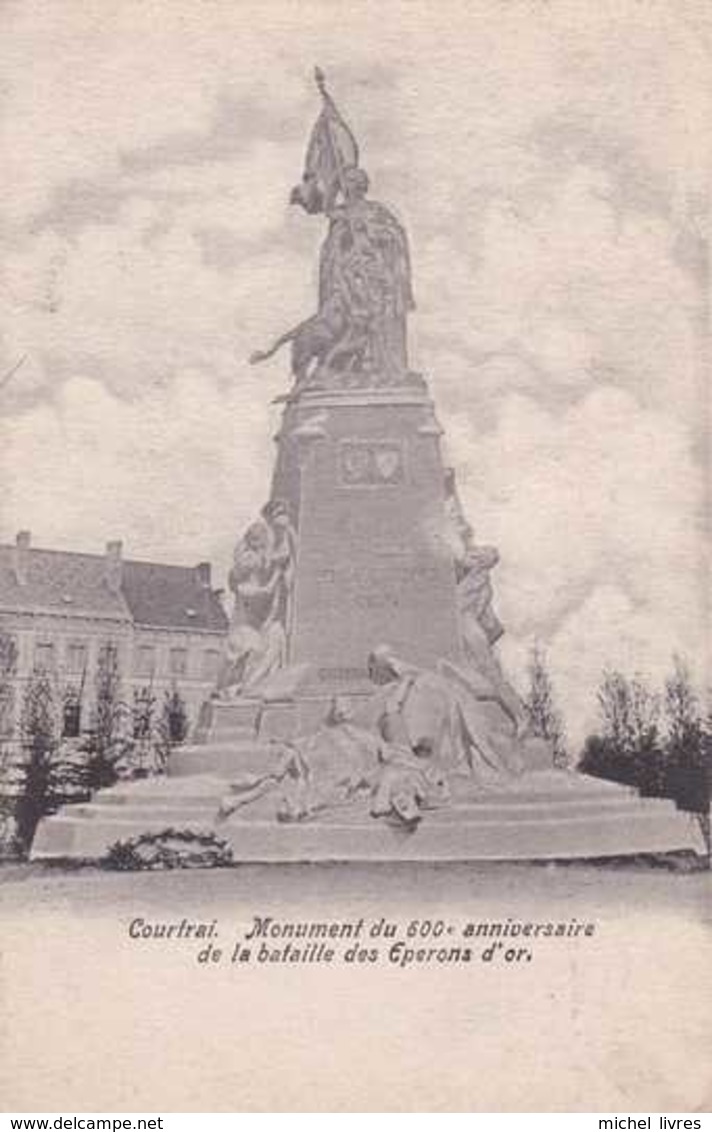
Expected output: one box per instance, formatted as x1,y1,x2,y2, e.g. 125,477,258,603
450,385,708,744
545,582,707,749
0,1,708,746
417,162,704,427
1,162,313,407
0,370,276,578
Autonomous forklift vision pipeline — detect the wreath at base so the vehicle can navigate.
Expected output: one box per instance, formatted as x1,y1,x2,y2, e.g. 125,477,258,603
102,828,234,870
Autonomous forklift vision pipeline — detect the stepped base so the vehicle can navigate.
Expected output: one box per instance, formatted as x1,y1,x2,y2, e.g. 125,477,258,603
169,739,277,778
30,770,707,863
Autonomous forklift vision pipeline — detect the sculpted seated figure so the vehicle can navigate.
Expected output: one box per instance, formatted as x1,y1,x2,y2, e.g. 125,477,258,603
217,501,296,699
250,167,415,391
443,469,528,736
366,645,526,790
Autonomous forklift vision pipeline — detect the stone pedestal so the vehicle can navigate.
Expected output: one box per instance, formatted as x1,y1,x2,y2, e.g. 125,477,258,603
270,381,462,698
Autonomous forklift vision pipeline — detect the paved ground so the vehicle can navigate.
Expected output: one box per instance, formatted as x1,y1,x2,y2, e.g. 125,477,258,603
1,855,710,920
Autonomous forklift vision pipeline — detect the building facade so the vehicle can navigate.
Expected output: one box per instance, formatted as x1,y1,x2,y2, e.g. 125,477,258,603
0,532,228,742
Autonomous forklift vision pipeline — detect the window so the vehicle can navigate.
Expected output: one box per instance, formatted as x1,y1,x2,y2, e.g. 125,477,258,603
0,633,18,676
169,648,188,677
67,643,87,674
136,645,156,677
62,696,81,738
165,690,188,744
202,649,221,682
98,642,119,670
34,642,55,670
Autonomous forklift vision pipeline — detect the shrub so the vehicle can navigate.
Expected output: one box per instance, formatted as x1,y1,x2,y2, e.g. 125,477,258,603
579,733,636,785
580,658,710,817
580,668,666,790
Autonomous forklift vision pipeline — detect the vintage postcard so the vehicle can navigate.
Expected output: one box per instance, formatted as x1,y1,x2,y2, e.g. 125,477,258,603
0,0,710,1114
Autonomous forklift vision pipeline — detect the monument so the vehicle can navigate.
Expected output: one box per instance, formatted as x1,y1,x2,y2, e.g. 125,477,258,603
207,70,526,743
31,72,706,861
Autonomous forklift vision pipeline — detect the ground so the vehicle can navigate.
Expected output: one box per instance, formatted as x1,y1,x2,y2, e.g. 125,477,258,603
1,859,710,1112
0,856,711,919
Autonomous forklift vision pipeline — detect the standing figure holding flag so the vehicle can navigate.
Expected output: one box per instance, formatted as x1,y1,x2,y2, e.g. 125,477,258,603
250,68,416,391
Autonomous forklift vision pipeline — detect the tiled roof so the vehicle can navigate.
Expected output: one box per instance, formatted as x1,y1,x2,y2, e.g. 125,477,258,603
0,544,227,632
0,545,130,619
121,560,227,632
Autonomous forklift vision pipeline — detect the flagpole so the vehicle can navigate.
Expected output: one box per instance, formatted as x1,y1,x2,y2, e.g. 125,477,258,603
313,66,355,210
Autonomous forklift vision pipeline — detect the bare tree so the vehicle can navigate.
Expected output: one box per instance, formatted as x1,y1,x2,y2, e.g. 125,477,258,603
596,669,633,751
663,655,708,818
524,642,569,768
664,655,701,746
581,667,664,791
628,675,661,751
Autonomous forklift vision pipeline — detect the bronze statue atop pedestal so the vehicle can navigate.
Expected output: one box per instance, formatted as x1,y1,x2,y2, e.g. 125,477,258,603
250,68,415,391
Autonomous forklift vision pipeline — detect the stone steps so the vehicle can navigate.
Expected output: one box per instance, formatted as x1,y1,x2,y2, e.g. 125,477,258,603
69,806,219,824
168,741,276,778
30,769,707,862
65,798,682,828
197,729,260,743
82,775,646,817
93,793,643,818
31,806,704,862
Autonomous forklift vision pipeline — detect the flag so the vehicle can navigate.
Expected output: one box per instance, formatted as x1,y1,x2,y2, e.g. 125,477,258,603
290,68,360,214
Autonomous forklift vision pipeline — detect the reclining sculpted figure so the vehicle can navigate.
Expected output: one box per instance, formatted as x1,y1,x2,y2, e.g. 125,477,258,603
215,693,451,829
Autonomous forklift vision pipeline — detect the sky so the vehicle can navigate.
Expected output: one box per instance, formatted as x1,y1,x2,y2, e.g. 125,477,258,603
0,0,709,746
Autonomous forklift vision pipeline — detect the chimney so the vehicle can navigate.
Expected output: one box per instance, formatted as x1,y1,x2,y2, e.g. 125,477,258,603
13,530,31,586
195,561,211,589
104,540,123,594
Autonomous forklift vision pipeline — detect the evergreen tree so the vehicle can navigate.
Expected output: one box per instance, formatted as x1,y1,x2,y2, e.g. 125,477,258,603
14,665,60,849
162,687,189,745
0,632,18,739
0,632,19,856
83,642,130,789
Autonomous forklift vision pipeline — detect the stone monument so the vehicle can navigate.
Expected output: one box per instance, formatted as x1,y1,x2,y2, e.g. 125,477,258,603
209,69,524,742
31,72,706,861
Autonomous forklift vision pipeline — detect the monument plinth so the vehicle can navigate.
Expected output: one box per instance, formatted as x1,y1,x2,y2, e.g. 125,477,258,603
30,69,707,863
272,384,462,696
